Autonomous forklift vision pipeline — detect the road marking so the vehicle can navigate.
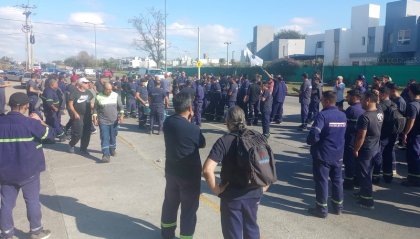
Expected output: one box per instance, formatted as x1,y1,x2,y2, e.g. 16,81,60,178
199,194,220,214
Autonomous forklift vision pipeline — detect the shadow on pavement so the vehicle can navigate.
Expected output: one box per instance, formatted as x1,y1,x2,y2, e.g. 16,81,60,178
262,150,420,228
43,143,102,163
40,195,161,239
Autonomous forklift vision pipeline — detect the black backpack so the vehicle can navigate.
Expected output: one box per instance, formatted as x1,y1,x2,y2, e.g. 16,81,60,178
384,103,406,135
227,129,277,188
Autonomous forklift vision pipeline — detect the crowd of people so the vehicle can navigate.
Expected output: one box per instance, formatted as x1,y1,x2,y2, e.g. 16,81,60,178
0,69,419,239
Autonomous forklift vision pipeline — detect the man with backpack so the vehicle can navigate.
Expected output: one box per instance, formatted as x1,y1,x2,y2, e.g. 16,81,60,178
372,87,406,184
203,106,276,239
306,91,347,218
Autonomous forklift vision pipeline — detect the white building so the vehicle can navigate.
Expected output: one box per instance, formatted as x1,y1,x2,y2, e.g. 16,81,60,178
272,39,305,59
119,57,157,69
304,3,385,66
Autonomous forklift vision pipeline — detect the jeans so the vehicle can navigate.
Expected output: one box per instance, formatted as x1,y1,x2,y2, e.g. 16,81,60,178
99,122,118,156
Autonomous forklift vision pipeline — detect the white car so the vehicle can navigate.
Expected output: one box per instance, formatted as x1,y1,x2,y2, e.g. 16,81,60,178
137,68,165,79
21,72,32,88
4,70,23,81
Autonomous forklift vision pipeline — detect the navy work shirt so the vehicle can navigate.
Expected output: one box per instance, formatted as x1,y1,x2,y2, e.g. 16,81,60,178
299,79,312,105
345,103,365,148
149,87,166,108
42,87,60,114
163,114,205,180
0,112,55,183
228,82,238,102
406,99,420,139
307,106,347,162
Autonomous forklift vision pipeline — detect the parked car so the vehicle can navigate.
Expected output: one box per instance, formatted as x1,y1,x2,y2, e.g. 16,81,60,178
20,72,32,88
135,68,164,79
85,68,96,76
4,70,23,81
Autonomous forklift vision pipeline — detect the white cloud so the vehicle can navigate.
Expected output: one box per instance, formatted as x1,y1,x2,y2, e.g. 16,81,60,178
69,12,104,25
290,17,315,26
279,17,317,33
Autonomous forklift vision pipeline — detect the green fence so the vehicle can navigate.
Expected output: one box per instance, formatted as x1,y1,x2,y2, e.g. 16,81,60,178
168,65,420,86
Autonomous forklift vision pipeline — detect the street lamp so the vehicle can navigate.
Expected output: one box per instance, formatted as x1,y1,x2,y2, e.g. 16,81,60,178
84,22,97,68
224,42,231,67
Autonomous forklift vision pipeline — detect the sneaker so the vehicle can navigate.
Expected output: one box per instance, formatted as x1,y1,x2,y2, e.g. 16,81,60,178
110,149,116,157
68,145,75,154
331,207,342,215
307,207,327,218
91,129,97,134
263,133,271,139
80,149,90,156
101,154,111,163
357,201,375,210
30,229,51,239
58,135,66,142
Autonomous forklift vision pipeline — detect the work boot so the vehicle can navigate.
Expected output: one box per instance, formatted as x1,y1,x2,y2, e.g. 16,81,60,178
110,149,116,157
102,154,111,163
30,229,51,239
307,208,327,218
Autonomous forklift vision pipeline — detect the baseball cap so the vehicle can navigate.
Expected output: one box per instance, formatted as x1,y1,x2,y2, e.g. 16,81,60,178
9,92,29,107
337,76,343,80
78,77,90,84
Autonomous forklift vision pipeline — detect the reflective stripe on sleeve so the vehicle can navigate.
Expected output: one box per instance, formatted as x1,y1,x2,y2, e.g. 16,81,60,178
41,127,50,140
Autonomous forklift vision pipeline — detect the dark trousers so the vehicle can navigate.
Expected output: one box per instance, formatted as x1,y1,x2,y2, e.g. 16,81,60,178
121,92,127,106
356,150,376,207
193,101,203,126
216,96,227,117
382,135,398,181
227,101,236,109
237,100,248,119
373,139,388,180
300,103,309,125
150,107,164,133
99,122,118,156
69,114,91,151
312,158,343,215
307,101,320,123
248,101,259,125
261,111,271,135
208,95,221,119
138,104,148,127
161,174,200,239
126,98,136,116
65,108,73,132
220,197,260,239
343,146,358,188
406,135,420,183
0,93,5,114
0,174,42,237
271,101,284,123
45,111,64,138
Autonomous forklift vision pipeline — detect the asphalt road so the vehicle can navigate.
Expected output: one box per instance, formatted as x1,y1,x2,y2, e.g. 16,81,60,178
4,81,420,239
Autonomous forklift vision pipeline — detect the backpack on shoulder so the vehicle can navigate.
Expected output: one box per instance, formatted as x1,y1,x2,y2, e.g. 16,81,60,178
229,129,277,188
384,103,406,135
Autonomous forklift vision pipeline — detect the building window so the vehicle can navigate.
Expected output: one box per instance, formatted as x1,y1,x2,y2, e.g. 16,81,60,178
368,36,375,45
398,30,411,45
316,41,323,48
362,37,366,46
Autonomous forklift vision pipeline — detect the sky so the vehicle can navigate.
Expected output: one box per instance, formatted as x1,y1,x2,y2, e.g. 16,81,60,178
0,0,391,62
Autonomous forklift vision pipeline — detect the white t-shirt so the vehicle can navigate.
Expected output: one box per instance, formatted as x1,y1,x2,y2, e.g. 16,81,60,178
334,82,345,102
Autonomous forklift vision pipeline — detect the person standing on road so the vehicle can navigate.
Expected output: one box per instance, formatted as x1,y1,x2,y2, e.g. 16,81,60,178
227,76,238,109
42,79,66,142
353,91,383,209
271,75,287,124
343,90,365,190
260,81,273,139
26,73,43,118
67,78,94,155
160,92,205,239
307,91,347,218
401,83,420,187
295,73,312,130
245,77,261,126
306,76,322,125
203,106,267,239
237,75,250,117
334,76,346,111
193,79,204,126
135,79,149,129
0,74,11,116
209,76,222,121
0,92,55,239
354,78,367,94
161,73,172,98
93,83,124,163
149,77,169,135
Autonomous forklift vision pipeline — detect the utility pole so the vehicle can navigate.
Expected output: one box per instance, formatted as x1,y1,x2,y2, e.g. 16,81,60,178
164,0,167,72
198,26,201,78
17,1,36,71
84,22,97,68
224,42,231,67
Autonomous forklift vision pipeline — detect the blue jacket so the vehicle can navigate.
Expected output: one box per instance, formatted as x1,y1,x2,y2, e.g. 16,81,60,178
307,106,347,162
0,112,55,184
299,79,312,105
42,87,60,114
194,82,204,102
273,80,287,103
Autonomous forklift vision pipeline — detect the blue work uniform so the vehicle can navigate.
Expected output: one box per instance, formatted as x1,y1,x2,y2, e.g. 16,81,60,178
343,103,365,189
237,79,249,116
217,78,229,119
307,81,322,124
193,81,204,126
406,99,420,184
260,90,273,136
271,79,287,123
42,87,65,138
209,82,222,120
0,79,6,115
125,82,137,117
247,83,261,125
26,79,41,117
0,112,55,237
227,82,238,109
307,106,347,216
149,87,166,133
299,79,312,127
136,85,149,127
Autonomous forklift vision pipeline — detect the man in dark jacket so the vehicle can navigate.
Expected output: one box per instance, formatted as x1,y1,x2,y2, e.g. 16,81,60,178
271,75,287,124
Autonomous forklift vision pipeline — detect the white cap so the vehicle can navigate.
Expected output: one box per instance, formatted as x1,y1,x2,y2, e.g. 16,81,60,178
337,76,343,80
78,77,90,84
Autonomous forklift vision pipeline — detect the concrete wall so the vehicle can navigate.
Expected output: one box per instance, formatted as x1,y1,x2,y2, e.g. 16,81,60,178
304,34,325,56
272,39,305,59
253,25,274,61
351,4,380,54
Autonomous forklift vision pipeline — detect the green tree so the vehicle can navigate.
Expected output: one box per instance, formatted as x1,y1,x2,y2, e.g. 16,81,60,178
274,30,306,40
219,58,226,66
